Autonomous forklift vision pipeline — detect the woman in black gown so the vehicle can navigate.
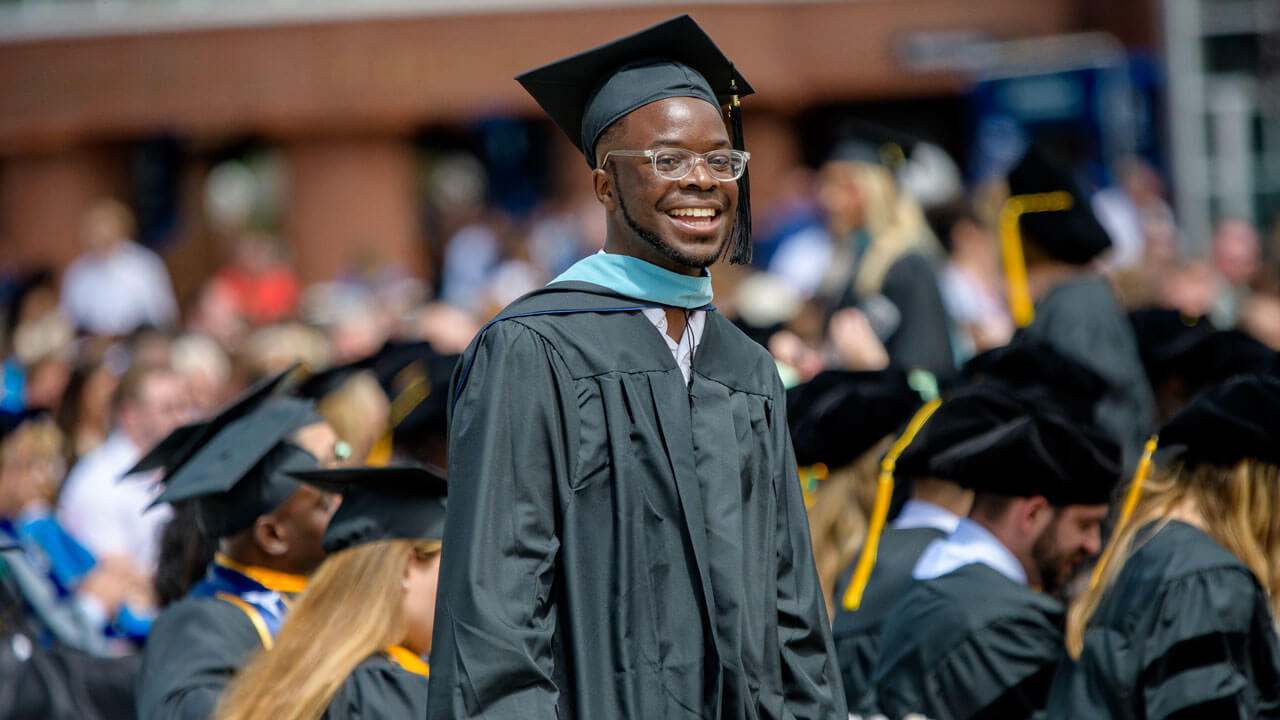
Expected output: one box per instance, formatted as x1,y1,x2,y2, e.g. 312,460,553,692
1049,374,1280,719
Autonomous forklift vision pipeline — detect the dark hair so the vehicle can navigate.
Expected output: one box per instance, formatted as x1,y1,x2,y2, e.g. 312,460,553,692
152,500,216,607
924,199,980,254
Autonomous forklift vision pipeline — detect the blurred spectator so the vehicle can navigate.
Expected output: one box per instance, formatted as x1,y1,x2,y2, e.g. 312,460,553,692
169,334,232,417
239,323,331,382
810,159,956,381
201,231,300,329
927,200,1013,360
56,362,190,575
54,354,119,464
1092,156,1177,271
1208,218,1262,328
59,199,178,337
0,413,147,655
2,270,75,417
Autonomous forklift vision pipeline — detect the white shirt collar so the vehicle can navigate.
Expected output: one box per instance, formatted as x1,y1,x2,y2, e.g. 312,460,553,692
640,307,705,385
912,517,1028,585
891,499,962,534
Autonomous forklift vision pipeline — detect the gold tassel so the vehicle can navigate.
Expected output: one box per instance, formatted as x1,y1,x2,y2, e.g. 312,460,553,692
1089,434,1159,589
842,398,943,611
998,191,1073,328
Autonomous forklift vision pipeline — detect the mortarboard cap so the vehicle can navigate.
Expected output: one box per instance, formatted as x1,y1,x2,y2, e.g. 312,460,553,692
928,409,1122,506
1128,308,1216,386
289,465,447,554
149,370,327,539
516,14,755,264
517,14,752,168
1006,146,1111,265
959,340,1108,424
893,385,1031,481
1159,373,1280,467
130,367,297,476
786,369,923,468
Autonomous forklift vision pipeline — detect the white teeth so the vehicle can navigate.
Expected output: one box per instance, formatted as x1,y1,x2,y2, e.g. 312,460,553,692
668,208,717,218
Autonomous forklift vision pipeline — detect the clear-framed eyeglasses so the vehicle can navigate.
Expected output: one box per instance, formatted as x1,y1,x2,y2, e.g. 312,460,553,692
600,147,751,182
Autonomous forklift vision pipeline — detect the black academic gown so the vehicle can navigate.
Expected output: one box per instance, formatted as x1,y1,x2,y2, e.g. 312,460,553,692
135,596,263,720
870,562,1064,720
1018,276,1155,467
830,526,946,713
428,282,846,720
322,654,430,720
1046,521,1280,719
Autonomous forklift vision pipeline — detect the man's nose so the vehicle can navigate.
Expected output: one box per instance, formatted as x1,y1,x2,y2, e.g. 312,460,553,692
680,157,718,190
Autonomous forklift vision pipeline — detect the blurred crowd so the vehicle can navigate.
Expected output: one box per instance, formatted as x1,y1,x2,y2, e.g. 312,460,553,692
0,128,1279,716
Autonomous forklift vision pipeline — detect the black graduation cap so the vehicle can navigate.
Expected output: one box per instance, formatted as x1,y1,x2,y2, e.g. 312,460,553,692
959,340,1108,424
294,355,379,401
893,385,1032,481
786,369,923,468
1159,373,1280,467
148,371,327,539
1128,308,1216,385
289,465,447,554
130,367,297,476
516,14,755,264
368,342,458,452
928,410,1122,506
1006,146,1112,265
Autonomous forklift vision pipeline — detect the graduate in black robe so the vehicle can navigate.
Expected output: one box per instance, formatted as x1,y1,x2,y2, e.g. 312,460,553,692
216,465,445,720
869,409,1122,720
428,15,844,720
134,371,344,720
1001,146,1155,467
1048,374,1280,719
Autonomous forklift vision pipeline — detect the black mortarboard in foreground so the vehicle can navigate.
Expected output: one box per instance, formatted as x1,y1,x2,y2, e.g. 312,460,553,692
1159,374,1280,467
959,340,1108,423
928,410,1122,506
786,369,922,468
290,465,447,554
149,371,326,539
130,367,297,476
893,385,1032,481
1006,146,1111,265
517,14,755,263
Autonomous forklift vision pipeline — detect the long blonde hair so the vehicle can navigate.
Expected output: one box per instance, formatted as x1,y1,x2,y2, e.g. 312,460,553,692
806,435,893,618
1066,458,1280,658
216,538,440,720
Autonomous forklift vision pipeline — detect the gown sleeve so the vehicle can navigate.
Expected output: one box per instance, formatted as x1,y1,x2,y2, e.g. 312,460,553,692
135,598,262,720
1137,567,1280,720
771,381,849,719
426,321,572,720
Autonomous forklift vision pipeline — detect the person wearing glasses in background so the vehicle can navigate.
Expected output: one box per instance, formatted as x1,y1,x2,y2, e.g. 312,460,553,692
427,15,845,720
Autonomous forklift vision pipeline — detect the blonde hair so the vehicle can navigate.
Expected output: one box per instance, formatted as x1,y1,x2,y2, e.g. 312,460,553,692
215,538,440,720
1066,458,1280,658
316,370,391,463
806,435,892,618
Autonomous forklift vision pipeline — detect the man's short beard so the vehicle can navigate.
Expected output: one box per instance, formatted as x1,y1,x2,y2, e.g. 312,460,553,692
1031,512,1076,598
612,166,724,269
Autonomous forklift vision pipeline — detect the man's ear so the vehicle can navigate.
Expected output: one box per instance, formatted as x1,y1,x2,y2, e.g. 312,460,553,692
593,167,618,211
1019,495,1053,535
253,514,289,558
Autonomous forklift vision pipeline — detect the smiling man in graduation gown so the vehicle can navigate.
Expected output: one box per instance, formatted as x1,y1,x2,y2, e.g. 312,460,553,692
135,372,344,720
427,15,845,720
868,409,1122,720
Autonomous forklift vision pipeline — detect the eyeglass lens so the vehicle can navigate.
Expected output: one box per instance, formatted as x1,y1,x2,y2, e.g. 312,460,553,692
653,149,746,181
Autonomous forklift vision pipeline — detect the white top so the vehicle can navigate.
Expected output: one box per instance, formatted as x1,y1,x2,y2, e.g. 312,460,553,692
56,431,172,571
59,242,178,335
912,517,1027,585
640,308,706,385
891,499,963,534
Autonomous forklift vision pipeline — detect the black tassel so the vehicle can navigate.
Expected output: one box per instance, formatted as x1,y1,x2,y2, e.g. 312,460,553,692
726,71,752,265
